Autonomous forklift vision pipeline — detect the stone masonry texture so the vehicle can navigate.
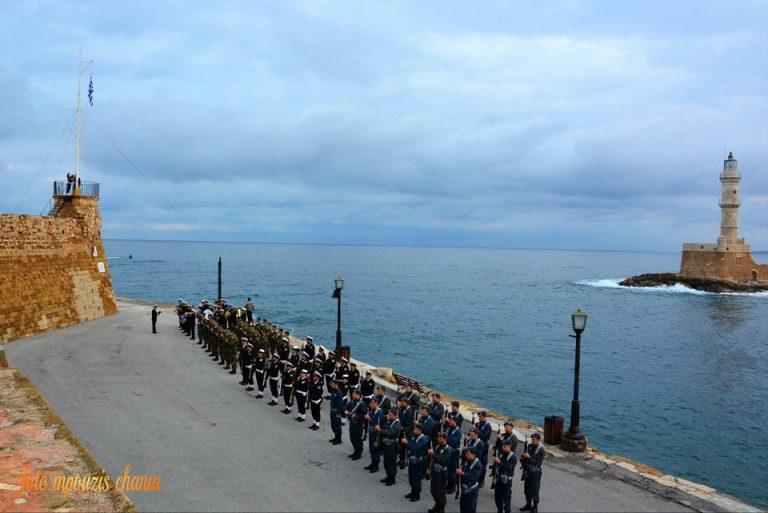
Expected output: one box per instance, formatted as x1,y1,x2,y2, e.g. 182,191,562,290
0,195,117,344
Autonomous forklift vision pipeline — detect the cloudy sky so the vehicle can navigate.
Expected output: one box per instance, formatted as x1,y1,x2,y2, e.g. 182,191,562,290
1,0,766,251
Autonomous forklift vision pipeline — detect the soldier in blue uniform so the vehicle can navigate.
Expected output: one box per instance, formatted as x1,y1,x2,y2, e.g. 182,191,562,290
376,409,401,485
428,431,453,513
445,415,463,493
402,423,429,502
475,411,493,487
401,384,420,408
446,400,464,429
397,396,416,469
499,421,519,451
344,388,368,460
417,405,436,439
374,385,392,415
519,432,545,513
427,393,445,436
457,445,483,513
493,439,518,513
328,379,344,444
465,427,486,484
364,396,385,473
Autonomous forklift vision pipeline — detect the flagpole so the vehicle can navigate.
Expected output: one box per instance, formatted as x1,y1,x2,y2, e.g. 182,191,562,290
75,48,93,195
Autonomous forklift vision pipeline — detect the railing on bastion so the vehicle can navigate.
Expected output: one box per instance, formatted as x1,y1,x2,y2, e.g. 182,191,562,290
53,181,100,198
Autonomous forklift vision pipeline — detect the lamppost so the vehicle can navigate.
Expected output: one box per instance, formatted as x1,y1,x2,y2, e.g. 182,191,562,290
562,308,588,452
332,276,344,353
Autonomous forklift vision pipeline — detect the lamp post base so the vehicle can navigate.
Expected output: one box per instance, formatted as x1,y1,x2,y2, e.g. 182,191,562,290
560,432,588,452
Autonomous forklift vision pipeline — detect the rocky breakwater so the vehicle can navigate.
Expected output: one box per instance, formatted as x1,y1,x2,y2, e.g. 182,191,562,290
620,273,768,294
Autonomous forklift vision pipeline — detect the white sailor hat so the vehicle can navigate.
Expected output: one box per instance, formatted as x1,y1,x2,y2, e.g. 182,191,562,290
258,349,265,353
341,357,348,363
300,368,308,374
301,351,310,357
306,336,313,341
282,337,289,342
284,361,294,368
365,370,372,375
292,346,300,351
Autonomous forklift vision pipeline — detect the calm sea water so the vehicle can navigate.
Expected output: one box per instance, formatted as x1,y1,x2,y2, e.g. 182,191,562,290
105,240,768,508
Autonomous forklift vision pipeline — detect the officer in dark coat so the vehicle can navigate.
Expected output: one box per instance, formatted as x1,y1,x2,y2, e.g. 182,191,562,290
374,385,392,415
428,431,453,513
252,349,267,398
520,432,545,513
493,439,518,513
360,370,376,405
403,423,429,502
397,397,416,469
323,351,337,397
303,336,316,358
377,409,401,485
428,393,445,440
151,305,161,333
344,388,367,460
445,416,463,493
402,384,421,408
308,371,324,430
348,362,361,390
328,379,344,444
457,446,483,513
417,406,436,439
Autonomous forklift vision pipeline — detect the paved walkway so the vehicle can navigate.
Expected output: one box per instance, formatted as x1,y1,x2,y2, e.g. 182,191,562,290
4,302,740,512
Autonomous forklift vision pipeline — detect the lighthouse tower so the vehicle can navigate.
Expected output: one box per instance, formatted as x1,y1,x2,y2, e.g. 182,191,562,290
679,152,768,282
717,152,742,248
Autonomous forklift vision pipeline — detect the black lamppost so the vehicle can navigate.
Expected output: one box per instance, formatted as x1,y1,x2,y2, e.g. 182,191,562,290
562,308,588,452
332,276,344,353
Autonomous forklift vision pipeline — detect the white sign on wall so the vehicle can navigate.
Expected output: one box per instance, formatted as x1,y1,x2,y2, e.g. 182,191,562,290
97,262,105,273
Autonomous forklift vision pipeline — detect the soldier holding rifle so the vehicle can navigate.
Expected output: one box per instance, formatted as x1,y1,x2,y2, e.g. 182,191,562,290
364,396,385,473
456,445,483,513
403,423,429,503
519,432,544,513
494,439,518,513
428,431,453,513
377,409,401,485
344,388,367,460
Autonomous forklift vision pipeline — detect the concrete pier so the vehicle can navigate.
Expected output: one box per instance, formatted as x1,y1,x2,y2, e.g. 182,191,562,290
4,301,758,512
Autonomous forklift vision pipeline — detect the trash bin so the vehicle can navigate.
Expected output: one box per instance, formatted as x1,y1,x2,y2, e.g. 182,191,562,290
544,416,564,445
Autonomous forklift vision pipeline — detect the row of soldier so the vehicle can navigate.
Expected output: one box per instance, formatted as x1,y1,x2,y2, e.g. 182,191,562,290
174,299,545,513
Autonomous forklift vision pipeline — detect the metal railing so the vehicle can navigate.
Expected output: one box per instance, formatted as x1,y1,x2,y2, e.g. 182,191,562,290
53,180,100,197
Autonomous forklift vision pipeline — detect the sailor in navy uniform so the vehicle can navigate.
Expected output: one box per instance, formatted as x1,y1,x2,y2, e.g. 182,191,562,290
252,348,267,398
280,361,295,414
294,368,310,422
374,385,392,415
445,415,462,493
328,380,344,444
377,409,401,485
241,343,254,391
520,432,545,513
360,370,376,405
303,336,316,358
428,431,453,513
499,421,520,452
266,354,281,405
308,371,324,430
403,423,429,502
457,445,483,513
397,396,416,469
446,400,464,430
364,396,385,473
402,384,420,408
428,393,445,440
344,388,367,460
417,405,436,439
493,438,518,513
323,351,336,397
464,427,486,485
475,411,493,487
348,362,361,390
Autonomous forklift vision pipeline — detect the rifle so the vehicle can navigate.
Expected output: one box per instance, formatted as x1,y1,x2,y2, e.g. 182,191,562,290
425,438,433,481
455,428,467,500
490,424,501,489
520,436,529,481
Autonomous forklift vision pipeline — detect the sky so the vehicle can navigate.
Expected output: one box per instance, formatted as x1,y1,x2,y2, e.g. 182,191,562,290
1,0,766,251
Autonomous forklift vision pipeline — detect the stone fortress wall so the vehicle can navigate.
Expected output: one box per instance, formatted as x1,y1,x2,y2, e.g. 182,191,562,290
0,194,117,344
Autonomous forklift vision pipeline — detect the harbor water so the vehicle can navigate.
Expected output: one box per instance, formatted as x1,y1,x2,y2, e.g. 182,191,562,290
105,240,768,508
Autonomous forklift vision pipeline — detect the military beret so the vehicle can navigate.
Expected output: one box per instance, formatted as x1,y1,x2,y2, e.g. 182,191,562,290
464,446,477,454
370,397,379,403
451,401,460,407
469,427,478,434
437,431,448,438
478,411,487,417
502,439,514,446
433,393,441,398
413,423,422,430
351,388,361,395
376,385,385,391
531,432,541,440
504,421,514,427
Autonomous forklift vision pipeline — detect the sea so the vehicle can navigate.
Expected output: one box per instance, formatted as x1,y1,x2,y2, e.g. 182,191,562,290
104,239,768,508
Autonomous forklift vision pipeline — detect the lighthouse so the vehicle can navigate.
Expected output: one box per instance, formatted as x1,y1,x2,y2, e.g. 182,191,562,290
717,152,742,248
679,152,767,283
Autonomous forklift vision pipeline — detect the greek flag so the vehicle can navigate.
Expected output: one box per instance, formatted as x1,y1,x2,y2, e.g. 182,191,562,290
88,76,94,106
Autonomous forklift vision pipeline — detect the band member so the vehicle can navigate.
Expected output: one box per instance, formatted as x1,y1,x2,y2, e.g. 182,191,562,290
252,349,267,398
457,446,482,513
520,433,545,513
493,439,518,513
364,397,385,473
308,371,324,430
428,432,453,513
377,409,401,485
328,380,344,444
403,423,429,502
281,361,295,414
294,368,310,422
267,354,281,405
344,389,368,460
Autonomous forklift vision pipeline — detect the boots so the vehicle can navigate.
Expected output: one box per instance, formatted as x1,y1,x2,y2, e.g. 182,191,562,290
368,464,379,473
409,492,420,502
532,500,539,513
520,499,532,511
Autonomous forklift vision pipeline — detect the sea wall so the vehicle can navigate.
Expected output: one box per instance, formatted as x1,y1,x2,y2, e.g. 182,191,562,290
680,246,768,283
0,195,117,344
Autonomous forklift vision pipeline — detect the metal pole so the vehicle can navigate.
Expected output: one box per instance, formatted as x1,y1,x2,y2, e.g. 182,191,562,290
568,331,581,436
335,290,342,352
217,257,222,302
75,48,81,189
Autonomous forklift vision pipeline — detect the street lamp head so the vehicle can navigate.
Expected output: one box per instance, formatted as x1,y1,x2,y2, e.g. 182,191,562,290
571,309,588,333
335,276,344,290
